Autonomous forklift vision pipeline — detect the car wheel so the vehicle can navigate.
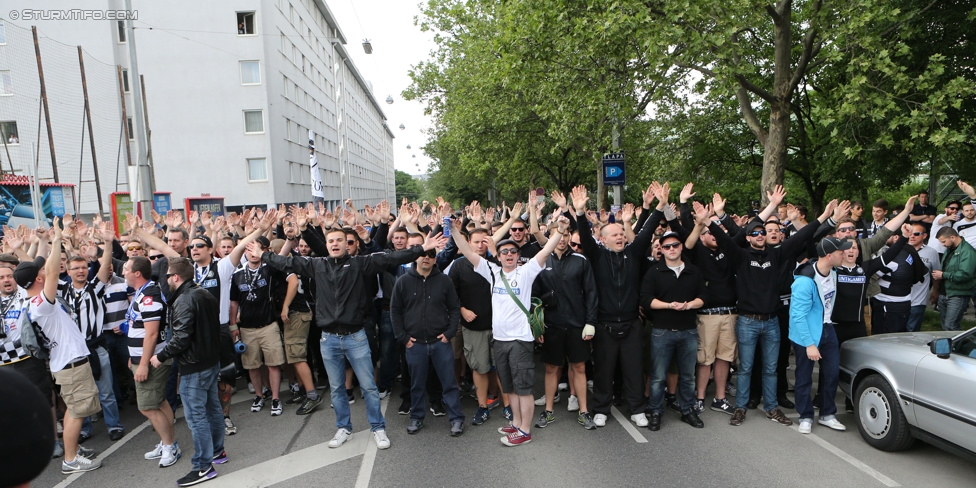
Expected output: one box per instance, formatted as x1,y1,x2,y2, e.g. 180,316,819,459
854,374,914,451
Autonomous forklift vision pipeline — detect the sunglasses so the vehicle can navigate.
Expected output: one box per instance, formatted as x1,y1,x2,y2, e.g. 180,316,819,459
837,226,856,233
569,242,580,248
661,242,681,250
422,249,437,258
911,232,925,236
127,246,143,251
498,248,519,255
148,255,163,260
510,228,525,232
165,272,176,279
347,240,357,245
749,230,767,237
189,243,209,249
946,207,959,211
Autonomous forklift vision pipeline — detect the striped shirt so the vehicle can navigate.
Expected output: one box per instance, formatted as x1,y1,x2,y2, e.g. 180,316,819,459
102,277,130,333
0,289,30,364
59,279,106,343
126,281,166,364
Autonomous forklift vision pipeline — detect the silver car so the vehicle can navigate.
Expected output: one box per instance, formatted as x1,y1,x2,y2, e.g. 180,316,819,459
839,326,976,461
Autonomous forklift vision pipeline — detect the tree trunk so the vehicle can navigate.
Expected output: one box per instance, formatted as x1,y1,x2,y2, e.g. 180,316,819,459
761,100,790,205
596,153,606,210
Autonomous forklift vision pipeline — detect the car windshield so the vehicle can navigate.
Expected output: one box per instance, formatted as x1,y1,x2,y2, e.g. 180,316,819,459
953,329,976,359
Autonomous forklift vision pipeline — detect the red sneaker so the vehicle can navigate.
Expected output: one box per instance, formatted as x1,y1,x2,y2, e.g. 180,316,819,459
497,424,518,434
501,431,532,447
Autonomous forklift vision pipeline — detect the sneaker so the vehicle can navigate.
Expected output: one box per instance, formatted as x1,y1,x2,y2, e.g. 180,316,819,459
818,416,847,431
430,402,446,417
501,430,532,447
587,380,593,389
729,408,747,426
593,413,607,427
503,406,513,421
261,386,272,399
725,382,737,396
145,442,165,460
160,443,181,467
397,399,411,415
578,411,597,430
694,398,705,414
766,408,793,426
177,464,217,486
285,390,306,405
471,407,490,426
535,410,555,428
567,395,580,412
328,428,352,448
798,419,813,434
247,383,255,394
558,382,569,391
378,389,391,399
78,431,92,444
61,454,102,474
450,420,464,437
372,429,391,449
212,451,228,464
297,395,324,415
53,441,64,459
76,446,97,459
533,392,561,406
109,429,125,441
498,424,518,434
710,398,735,415
630,413,648,427
407,418,424,434
224,417,237,436
270,399,283,416
665,394,680,412
485,396,501,410
250,396,265,412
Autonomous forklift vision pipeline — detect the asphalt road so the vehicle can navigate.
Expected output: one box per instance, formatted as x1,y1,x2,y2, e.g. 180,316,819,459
33,356,976,488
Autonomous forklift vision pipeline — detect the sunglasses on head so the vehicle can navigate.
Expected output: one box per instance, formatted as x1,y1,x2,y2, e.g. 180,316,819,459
749,230,767,237
498,248,519,255
189,243,209,249
149,255,162,260
661,242,681,250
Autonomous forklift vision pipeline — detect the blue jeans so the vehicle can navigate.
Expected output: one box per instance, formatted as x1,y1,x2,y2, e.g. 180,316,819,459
405,340,464,422
179,364,225,471
376,307,400,392
939,295,968,331
906,305,926,333
735,315,781,411
646,329,698,415
793,323,839,420
321,330,385,432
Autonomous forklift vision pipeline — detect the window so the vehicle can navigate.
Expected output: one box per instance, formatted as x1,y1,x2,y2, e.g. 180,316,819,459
0,21,6,44
117,20,126,43
121,69,130,92
240,61,261,84
247,158,267,181
0,71,11,96
1,122,18,144
243,110,264,133
127,117,134,140
237,12,255,35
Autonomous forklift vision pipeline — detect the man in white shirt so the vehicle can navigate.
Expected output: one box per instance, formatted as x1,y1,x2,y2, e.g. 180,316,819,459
907,223,941,332
451,216,567,447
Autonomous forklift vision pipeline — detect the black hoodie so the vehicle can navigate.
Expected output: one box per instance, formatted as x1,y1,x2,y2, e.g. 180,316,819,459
390,265,460,345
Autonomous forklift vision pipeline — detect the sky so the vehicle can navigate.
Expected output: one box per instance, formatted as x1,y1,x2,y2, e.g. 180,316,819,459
326,0,437,176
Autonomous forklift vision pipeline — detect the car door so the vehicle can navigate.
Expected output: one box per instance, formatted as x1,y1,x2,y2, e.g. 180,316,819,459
912,329,976,452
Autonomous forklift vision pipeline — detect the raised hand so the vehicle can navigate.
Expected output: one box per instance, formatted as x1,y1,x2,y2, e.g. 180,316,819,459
550,190,567,210
679,182,696,203
767,185,786,207
189,210,199,224
125,212,141,234
693,201,712,225
712,193,726,216
957,180,976,198
786,203,799,222
225,212,241,228
571,185,589,212
642,183,656,208
353,224,369,241
294,206,309,229
258,208,278,232
484,206,496,224
901,223,914,238
832,200,852,221
423,231,448,251
621,203,635,222
510,201,524,219
904,194,918,211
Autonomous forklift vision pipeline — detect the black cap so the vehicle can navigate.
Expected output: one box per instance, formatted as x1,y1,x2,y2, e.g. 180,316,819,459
660,232,681,243
816,236,853,257
193,235,213,248
0,368,55,484
255,236,271,249
496,239,519,250
744,219,765,233
14,256,45,289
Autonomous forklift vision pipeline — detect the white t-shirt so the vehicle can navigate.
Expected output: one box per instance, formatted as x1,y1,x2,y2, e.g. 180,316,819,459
474,257,543,342
815,268,836,326
910,245,941,306
926,213,951,253
958,218,976,248
28,293,89,373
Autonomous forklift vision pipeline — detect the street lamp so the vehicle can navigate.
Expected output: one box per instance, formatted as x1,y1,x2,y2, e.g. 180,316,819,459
385,95,394,104
399,124,405,130
362,39,373,54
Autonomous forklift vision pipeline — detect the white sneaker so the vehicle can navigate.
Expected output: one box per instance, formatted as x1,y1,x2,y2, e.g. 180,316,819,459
61,454,102,474
533,393,560,406
328,428,352,448
587,380,594,389
372,429,391,450
144,442,164,460
567,395,580,412
630,413,648,427
818,416,847,431
557,382,569,391
798,419,813,434
159,442,181,467
593,413,607,427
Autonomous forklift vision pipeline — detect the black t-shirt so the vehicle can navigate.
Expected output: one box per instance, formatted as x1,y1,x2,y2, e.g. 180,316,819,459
230,264,283,328
911,204,937,231
517,241,542,265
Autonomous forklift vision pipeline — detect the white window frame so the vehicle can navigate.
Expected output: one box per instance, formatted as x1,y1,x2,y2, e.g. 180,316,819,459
240,61,261,85
243,110,264,134
247,158,268,182
237,12,256,36
117,20,127,43
0,71,11,96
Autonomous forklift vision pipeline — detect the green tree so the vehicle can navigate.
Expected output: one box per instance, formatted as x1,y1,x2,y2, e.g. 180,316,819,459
395,170,424,202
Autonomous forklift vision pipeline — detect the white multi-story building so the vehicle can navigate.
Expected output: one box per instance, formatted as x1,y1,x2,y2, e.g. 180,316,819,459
1,0,394,213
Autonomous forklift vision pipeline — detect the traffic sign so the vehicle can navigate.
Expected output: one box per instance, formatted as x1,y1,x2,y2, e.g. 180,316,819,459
602,152,625,186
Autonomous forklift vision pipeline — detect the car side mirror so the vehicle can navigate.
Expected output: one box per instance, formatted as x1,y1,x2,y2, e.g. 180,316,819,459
930,338,951,359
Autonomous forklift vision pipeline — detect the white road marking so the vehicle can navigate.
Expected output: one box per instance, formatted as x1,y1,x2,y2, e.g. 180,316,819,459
53,421,153,488
206,434,368,487
354,396,389,488
609,405,648,443
791,424,901,487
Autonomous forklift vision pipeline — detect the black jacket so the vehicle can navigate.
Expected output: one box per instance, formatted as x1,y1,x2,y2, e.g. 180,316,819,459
532,250,598,329
156,281,221,375
578,209,663,323
639,260,707,330
448,256,493,331
261,243,425,334
390,266,460,345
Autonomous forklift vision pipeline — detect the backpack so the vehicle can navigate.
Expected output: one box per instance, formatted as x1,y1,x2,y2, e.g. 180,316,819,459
18,305,49,361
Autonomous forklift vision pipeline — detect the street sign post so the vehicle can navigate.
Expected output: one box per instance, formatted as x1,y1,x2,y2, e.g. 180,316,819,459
602,152,625,186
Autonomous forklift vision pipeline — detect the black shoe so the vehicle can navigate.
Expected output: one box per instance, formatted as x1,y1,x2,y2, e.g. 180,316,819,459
680,411,705,428
665,394,680,412
430,402,446,417
845,398,854,413
648,412,662,431
397,399,411,415
109,429,125,441
177,464,217,486
78,432,92,444
777,395,795,410
747,397,762,410
285,391,307,405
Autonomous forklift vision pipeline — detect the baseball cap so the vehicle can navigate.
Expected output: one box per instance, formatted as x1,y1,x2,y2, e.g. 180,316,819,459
744,219,765,233
496,239,519,250
14,256,45,289
816,236,853,257
660,232,681,243
255,236,271,249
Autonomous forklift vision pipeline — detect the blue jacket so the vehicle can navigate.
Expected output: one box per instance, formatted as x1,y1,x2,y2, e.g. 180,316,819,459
789,260,836,348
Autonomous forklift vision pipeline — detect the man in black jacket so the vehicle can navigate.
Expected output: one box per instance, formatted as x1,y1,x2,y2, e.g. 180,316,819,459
151,258,225,486
258,209,447,451
390,237,463,437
